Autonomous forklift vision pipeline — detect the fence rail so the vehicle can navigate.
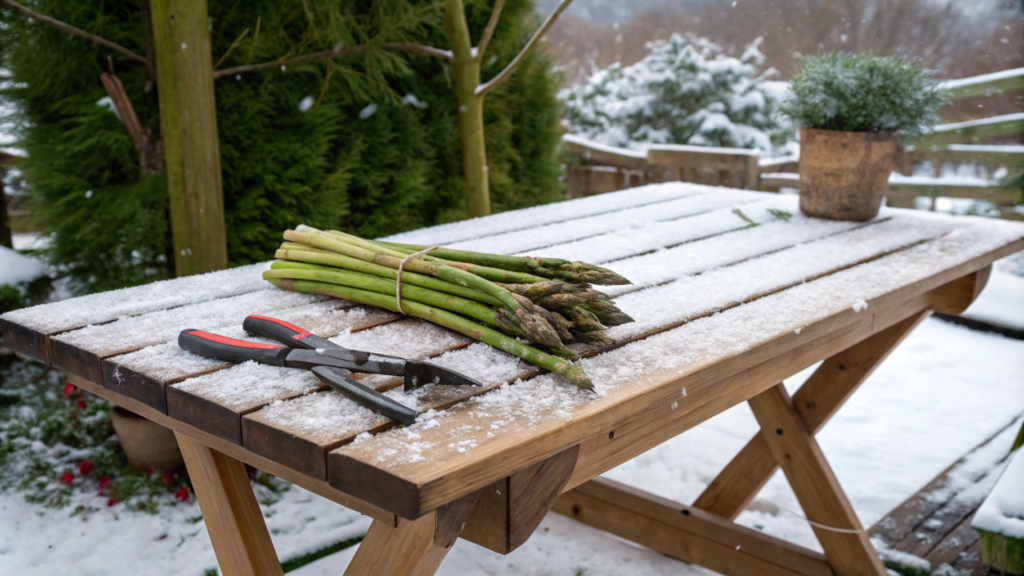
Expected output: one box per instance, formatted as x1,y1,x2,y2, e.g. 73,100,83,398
561,66,1023,218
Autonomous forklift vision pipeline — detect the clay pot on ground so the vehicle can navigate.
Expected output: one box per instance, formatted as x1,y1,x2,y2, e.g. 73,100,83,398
798,127,897,221
109,405,184,469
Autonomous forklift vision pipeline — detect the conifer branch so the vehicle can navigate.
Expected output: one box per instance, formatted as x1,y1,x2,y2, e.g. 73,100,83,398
0,0,151,73
213,27,250,70
476,0,573,96
475,0,505,61
214,42,452,78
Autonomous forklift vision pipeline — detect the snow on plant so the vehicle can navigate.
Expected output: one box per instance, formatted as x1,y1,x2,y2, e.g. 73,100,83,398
560,35,791,152
781,53,948,138
0,359,197,514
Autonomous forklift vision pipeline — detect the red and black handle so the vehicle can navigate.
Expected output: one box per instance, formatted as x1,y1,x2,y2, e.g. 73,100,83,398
178,330,291,366
243,315,337,350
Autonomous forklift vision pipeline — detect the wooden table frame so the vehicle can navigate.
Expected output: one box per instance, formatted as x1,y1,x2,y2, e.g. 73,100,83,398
57,264,993,576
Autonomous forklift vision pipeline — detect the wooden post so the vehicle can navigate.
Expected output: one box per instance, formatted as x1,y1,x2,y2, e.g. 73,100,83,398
176,433,283,576
1,176,11,249
150,0,228,276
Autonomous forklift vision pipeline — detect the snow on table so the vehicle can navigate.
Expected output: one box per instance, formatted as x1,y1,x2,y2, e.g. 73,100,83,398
2,184,1022,520
1,262,270,334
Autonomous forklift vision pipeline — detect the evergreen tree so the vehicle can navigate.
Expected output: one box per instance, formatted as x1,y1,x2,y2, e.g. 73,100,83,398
560,34,790,153
0,0,563,292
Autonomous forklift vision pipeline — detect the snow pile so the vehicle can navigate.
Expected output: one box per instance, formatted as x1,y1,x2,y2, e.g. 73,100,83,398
0,246,46,286
560,35,790,153
973,445,1024,539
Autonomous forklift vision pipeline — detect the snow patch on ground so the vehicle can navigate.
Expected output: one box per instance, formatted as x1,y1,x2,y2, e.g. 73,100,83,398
0,246,47,285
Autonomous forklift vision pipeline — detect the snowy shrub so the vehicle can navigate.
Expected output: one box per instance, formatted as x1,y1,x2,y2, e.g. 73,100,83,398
781,53,948,138
559,35,791,152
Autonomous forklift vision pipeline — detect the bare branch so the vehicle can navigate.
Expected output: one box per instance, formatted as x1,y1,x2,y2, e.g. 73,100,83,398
213,42,453,79
475,0,506,61
476,0,573,96
214,27,250,70
0,0,151,74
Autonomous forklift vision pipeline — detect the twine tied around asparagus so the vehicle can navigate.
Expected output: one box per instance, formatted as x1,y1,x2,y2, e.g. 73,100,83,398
396,246,439,314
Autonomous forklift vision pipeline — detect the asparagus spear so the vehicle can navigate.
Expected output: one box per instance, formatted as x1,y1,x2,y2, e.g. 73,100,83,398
266,276,594,390
378,241,631,285
284,230,566,350
274,249,504,307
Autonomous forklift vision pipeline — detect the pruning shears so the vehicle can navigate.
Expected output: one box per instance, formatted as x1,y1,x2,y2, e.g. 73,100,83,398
177,315,482,426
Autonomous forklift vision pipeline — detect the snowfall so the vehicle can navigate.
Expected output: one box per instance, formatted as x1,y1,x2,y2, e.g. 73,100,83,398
0,239,1021,575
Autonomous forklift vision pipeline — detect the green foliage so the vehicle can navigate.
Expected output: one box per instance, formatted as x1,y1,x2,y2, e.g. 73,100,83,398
279,536,364,572
0,357,192,513
560,35,790,152
0,0,563,291
781,53,948,138
0,274,53,314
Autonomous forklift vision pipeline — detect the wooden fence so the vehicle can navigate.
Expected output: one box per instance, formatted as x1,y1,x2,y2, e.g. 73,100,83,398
562,67,1024,219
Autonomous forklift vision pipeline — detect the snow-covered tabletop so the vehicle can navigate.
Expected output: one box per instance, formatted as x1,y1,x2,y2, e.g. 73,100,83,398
2,183,1022,572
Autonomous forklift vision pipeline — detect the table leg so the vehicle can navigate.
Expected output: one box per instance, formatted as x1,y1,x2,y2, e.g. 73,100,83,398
693,311,930,519
749,384,887,575
344,492,479,576
176,433,283,576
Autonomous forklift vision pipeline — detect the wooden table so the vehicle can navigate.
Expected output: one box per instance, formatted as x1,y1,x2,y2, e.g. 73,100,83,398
3,184,1022,576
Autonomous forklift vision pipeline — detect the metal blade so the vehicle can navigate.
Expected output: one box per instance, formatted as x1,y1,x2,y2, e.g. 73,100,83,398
311,367,416,426
285,348,406,376
403,361,484,391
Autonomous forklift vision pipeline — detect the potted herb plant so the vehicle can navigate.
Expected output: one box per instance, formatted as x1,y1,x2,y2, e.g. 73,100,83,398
781,54,947,221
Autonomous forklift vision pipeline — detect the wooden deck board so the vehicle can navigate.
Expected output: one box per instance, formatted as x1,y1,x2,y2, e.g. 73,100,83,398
869,415,1022,575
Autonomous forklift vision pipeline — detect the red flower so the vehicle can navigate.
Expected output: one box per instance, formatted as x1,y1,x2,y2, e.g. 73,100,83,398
76,397,88,410
97,489,105,497
60,472,74,485
77,461,95,475
98,476,112,489
162,472,173,484
146,466,155,477
107,497,118,507
69,412,77,420
62,383,76,398
174,486,190,502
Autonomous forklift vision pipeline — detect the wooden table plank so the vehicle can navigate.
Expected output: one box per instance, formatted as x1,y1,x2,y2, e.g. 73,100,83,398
64,373,395,526
0,262,271,363
447,189,761,256
326,220,1024,518
534,196,794,264
102,301,398,413
246,213,955,486
383,183,703,247
50,288,323,382
169,319,471,446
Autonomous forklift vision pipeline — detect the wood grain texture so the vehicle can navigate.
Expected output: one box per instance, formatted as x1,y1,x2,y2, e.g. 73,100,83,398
693,310,932,519
868,416,1021,547
461,445,579,553
749,384,887,576
929,265,991,315
66,373,395,525
176,434,283,576
552,477,834,576
328,256,1003,519
343,491,479,576
0,318,48,364
150,0,228,275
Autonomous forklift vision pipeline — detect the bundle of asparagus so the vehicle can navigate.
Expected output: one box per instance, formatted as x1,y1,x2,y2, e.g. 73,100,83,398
263,225,634,390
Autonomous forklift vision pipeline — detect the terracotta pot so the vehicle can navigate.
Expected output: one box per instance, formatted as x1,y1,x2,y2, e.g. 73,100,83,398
798,127,896,221
109,405,184,469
